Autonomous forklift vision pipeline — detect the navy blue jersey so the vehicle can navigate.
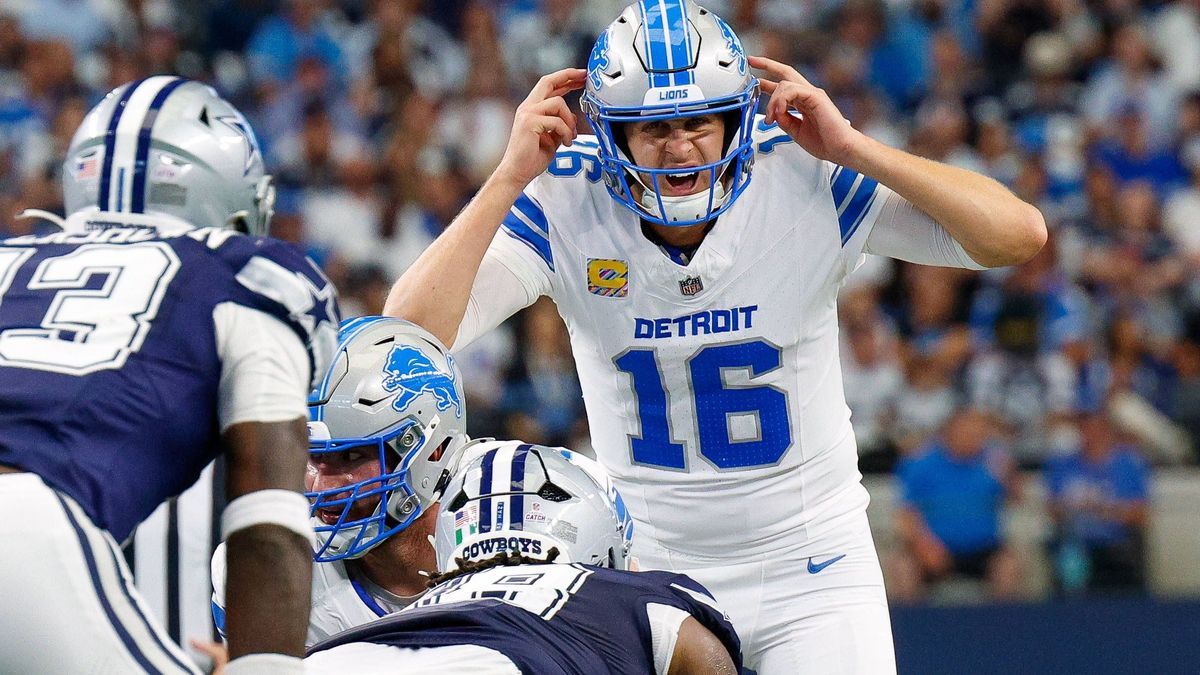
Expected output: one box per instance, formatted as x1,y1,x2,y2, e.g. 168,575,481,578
0,226,338,541
308,564,742,674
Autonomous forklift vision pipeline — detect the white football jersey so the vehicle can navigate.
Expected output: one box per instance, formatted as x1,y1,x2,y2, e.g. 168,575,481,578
463,118,979,559
210,541,418,647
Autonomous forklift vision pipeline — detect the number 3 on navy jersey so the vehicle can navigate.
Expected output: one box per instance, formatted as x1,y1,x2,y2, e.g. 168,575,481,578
0,243,180,375
614,340,792,470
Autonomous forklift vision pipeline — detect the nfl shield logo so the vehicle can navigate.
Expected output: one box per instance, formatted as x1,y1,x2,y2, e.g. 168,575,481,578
679,276,703,296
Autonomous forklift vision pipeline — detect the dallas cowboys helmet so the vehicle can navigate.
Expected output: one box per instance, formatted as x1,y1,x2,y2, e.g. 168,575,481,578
434,444,634,572
307,317,470,562
583,0,758,227
62,76,275,235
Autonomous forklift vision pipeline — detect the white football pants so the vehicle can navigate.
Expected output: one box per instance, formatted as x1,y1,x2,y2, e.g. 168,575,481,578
0,473,200,674
633,508,897,675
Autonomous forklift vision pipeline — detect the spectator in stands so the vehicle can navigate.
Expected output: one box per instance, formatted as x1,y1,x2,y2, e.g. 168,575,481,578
889,408,1023,603
840,290,904,471
1046,412,1151,595
245,0,345,88
1170,315,1200,458
967,246,1081,464
501,298,585,448
1080,21,1179,151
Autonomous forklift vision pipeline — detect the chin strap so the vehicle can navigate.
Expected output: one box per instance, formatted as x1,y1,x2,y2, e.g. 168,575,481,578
14,209,67,230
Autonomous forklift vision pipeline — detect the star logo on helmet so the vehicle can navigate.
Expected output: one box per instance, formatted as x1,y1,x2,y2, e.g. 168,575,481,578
215,114,261,176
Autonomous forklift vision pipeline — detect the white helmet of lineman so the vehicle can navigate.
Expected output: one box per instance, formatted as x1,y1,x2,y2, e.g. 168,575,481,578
307,317,470,562
434,444,634,572
583,0,759,226
61,76,275,235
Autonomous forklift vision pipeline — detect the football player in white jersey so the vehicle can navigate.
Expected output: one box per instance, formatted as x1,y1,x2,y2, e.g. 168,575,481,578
386,1,1046,672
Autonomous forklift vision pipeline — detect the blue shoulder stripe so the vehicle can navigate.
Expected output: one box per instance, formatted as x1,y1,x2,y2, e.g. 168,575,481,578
502,194,553,270
513,193,548,234
830,167,879,246
211,600,227,638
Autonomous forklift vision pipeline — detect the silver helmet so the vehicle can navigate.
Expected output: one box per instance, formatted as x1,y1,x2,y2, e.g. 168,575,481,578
63,76,275,235
434,444,634,573
583,0,759,227
307,317,470,562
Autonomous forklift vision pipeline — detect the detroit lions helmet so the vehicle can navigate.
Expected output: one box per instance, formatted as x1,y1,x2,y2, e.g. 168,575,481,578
583,0,758,226
62,76,275,235
434,444,634,573
307,317,470,562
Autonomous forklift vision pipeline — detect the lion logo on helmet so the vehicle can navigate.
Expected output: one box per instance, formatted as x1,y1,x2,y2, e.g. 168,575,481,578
381,344,462,418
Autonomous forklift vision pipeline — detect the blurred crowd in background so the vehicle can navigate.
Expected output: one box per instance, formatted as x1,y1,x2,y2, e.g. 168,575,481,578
0,0,1197,603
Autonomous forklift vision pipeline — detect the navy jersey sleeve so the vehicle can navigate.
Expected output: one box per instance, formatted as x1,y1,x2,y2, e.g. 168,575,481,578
205,231,340,388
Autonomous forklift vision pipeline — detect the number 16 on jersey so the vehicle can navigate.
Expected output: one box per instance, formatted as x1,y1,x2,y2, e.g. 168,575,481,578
614,339,793,471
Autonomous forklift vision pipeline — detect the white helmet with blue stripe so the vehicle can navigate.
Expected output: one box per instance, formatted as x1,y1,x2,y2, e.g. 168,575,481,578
307,317,470,562
583,0,758,227
62,77,275,235
434,444,634,572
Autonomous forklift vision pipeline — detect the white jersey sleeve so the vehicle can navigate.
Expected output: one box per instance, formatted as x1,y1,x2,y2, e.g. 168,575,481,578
820,159,987,275
646,602,690,675
863,190,988,270
213,302,310,431
454,180,556,349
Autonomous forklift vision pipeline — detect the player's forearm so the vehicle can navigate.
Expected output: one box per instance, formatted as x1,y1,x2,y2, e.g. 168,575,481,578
384,172,527,346
223,524,312,659
846,135,1046,268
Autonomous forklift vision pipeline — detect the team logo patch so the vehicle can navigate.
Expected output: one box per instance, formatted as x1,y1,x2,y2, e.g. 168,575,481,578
587,258,628,297
381,344,463,418
678,275,703,296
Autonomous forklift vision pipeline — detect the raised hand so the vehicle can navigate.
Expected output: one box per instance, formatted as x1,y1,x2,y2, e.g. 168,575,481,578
749,55,864,164
496,68,588,189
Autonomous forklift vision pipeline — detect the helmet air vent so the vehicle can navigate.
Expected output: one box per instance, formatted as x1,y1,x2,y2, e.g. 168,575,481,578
537,481,573,502
446,489,471,511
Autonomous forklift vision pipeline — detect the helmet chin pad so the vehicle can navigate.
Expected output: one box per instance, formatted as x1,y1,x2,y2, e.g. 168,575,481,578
634,167,731,225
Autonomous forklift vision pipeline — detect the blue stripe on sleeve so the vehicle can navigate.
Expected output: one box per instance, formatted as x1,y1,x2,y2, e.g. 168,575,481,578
513,193,548,234
502,197,554,271
839,176,879,245
830,165,858,210
211,600,226,638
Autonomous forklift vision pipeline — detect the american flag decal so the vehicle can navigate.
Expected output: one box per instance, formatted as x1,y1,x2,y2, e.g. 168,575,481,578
75,154,99,180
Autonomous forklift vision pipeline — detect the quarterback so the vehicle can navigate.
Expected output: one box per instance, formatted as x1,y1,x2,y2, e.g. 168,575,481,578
387,1,1046,672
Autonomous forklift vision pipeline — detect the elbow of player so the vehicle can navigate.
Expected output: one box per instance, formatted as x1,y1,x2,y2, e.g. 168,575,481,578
1013,204,1049,263
976,204,1048,268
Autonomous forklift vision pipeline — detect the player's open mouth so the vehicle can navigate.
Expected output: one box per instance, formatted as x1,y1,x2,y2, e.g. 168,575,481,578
659,170,701,196
316,507,343,525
